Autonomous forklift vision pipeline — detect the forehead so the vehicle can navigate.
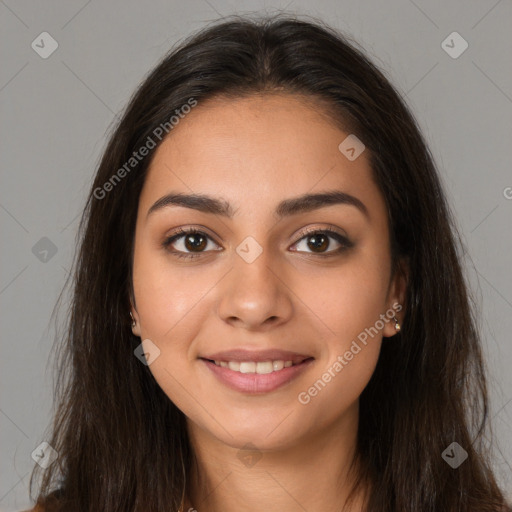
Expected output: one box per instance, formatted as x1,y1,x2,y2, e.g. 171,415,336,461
138,94,386,226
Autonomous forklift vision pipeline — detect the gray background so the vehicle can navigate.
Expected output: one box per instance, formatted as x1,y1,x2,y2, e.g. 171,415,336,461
1,0,511,510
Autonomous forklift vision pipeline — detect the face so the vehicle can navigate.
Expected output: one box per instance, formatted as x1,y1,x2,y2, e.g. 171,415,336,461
130,93,406,452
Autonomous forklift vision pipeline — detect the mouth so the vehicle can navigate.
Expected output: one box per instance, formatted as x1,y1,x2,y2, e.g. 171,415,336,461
202,358,311,374
199,349,314,394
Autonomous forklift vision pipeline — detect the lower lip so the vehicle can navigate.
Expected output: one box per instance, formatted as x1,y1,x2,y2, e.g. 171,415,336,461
201,358,314,394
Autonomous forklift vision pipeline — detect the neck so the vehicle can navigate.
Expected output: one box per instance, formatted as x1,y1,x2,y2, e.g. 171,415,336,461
183,402,368,512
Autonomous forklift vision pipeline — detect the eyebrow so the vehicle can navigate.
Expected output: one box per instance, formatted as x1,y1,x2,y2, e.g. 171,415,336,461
146,190,369,220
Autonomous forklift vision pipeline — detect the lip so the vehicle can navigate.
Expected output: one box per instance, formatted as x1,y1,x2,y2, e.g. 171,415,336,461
201,349,312,364
200,352,314,394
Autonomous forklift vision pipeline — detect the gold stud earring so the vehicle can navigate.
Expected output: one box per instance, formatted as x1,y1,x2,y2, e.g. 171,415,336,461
130,312,136,328
393,315,401,333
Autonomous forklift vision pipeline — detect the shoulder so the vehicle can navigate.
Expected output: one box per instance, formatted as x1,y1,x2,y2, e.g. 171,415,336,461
22,488,65,512
21,505,44,512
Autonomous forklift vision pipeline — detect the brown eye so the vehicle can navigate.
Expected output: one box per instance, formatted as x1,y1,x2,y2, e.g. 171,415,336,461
162,227,353,260
182,232,208,252
291,229,353,256
306,233,330,252
162,228,221,259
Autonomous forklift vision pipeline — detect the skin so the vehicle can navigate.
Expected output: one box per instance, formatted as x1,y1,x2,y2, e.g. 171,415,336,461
130,93,407,512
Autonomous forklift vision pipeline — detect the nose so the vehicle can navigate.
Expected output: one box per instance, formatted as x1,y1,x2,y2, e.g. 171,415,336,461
216,246,293,331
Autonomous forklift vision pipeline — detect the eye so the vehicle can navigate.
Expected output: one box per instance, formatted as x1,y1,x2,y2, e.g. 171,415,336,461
162,227,221,259
290,227,353,256
162,225,353,260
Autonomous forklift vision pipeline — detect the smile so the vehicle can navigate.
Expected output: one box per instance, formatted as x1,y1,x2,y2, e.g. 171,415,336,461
212,360,297,374
200,356,314,394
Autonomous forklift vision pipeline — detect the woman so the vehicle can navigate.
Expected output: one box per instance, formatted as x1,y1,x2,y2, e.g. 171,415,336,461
25,13,510,512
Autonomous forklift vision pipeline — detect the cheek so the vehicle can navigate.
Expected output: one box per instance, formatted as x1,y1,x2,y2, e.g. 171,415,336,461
291,249,389,400
132,244,215,341
293,264,386,419
293,252,390,345
131,247,211,410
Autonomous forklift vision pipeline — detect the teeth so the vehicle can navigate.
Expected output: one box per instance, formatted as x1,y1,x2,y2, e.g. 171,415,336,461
213,359,298,374
227,361,240,371
256,361,273,374
273,360,284,371
240,362,256,373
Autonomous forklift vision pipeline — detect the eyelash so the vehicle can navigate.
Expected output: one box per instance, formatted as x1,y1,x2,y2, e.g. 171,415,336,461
162,226,353,260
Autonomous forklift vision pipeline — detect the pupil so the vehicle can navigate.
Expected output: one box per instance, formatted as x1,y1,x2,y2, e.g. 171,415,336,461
308,234,328,252
185,234,207,251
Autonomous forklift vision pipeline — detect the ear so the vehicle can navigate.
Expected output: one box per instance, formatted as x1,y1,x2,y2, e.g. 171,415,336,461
130,302,141,337
382,258,408,338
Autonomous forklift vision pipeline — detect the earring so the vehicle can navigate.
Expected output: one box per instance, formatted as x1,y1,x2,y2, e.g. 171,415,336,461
393,316,401,333
130,312,136,328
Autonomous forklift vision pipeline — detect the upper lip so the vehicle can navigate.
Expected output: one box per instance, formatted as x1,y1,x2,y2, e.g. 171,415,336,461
200,349,313,364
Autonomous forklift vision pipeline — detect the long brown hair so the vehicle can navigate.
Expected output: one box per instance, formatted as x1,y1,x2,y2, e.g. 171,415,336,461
29,13,510,512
